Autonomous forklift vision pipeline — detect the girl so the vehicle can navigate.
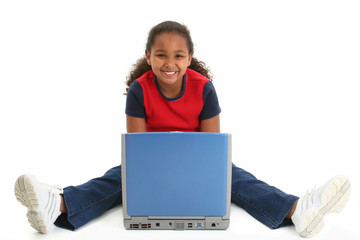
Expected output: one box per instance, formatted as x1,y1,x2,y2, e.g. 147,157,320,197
15,21,351,238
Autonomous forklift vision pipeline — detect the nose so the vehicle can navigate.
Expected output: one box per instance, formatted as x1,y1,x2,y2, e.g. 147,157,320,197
164,59,176,69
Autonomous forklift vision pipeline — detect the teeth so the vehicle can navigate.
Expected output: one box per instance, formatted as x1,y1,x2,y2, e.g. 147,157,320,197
164,71,176,75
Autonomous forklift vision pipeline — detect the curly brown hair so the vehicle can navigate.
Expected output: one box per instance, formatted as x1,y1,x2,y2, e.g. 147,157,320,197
125,21,213,93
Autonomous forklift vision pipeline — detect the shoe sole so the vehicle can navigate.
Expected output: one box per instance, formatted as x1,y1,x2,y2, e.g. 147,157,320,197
14,175,51,234
300,175,351,238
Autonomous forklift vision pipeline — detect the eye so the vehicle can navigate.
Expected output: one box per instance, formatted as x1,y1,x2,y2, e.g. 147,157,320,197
176,54,184,59
157,54,166,58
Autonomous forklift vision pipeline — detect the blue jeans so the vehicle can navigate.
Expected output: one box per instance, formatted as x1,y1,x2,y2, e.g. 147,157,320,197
55,164,298,230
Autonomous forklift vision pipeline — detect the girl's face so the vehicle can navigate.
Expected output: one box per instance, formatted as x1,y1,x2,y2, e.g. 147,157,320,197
146,32,193,90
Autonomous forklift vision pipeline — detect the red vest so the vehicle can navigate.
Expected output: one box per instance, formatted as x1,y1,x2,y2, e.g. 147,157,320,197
137,68,209,132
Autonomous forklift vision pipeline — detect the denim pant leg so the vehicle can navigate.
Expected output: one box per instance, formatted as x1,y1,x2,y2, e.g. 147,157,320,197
55,165,122,230
231,164,298,229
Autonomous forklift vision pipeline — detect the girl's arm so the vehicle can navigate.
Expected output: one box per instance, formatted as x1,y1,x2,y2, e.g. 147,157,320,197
127,115,146,133
200,115,220,133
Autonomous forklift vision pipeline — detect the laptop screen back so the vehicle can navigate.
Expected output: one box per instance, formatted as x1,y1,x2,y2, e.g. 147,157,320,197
123,132,229,217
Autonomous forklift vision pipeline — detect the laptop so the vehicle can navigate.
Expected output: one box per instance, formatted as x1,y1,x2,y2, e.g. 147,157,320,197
121,132,232,230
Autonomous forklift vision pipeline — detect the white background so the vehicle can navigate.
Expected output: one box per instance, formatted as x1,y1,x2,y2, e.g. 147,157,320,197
1,0,359,239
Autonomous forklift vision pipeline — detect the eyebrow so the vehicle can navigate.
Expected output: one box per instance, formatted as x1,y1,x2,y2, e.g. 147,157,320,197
154,49,187,54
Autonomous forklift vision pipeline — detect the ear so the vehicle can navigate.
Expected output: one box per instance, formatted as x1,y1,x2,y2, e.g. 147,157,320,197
187,53,193,67
145,50,151,65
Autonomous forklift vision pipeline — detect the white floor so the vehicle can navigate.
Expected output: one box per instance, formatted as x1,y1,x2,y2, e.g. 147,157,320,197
1,1,360,239
6,193,360,240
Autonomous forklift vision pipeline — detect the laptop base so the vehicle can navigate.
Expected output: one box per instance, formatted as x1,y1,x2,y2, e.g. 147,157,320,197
124,217,229,230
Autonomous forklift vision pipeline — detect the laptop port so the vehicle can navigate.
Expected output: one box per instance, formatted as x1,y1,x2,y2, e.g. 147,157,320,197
156,223,160,227
175,222,185,230
211,223,216,227
188,223,193,228
130,223,139,229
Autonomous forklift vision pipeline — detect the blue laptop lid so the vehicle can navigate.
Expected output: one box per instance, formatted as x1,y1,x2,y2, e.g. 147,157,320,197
122,132,230,217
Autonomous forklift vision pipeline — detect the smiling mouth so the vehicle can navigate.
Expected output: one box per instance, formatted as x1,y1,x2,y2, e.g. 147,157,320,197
161,71,178,77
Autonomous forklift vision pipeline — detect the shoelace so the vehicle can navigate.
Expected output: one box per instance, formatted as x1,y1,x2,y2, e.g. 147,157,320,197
42,182,63,194
298,185,318,214
306,184,329,212
39,182,63,220
306,185,317,195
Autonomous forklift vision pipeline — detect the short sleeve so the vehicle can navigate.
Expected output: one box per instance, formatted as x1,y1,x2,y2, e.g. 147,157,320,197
200,81,221,120
125,80,146,118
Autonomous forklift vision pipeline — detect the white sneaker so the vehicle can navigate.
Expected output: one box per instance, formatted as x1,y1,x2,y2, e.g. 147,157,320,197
291,175,351,238
14,174,63,234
